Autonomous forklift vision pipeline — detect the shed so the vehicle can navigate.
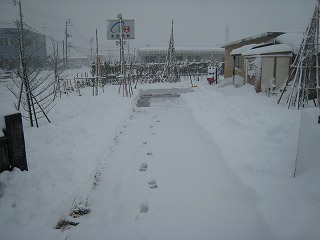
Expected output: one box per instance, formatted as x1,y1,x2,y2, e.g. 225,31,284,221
242,44,293,92
222,32,303,92
221,32,285,82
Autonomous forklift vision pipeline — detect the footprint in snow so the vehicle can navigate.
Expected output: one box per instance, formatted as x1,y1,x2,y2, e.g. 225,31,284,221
148,180,158,189
140,163,148,172
140,202,149,213
135,202,149,221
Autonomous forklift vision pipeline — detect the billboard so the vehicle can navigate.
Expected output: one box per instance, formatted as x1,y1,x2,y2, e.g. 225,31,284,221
107,19,135,40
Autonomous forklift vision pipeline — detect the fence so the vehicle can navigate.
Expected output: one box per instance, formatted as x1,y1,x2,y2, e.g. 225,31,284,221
0,113,28,173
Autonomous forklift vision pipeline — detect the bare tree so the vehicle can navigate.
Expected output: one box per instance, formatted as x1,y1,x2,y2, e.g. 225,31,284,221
48,37,64,99
7,22,54,127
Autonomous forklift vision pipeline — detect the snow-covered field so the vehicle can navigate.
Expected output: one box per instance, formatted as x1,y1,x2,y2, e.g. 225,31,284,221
0,69,319,240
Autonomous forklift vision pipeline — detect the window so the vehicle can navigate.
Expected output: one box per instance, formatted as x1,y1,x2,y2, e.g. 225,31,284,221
145,56,156,63
0,38,9,46
234,55,242,70
246,58,257,77
149,56,156,63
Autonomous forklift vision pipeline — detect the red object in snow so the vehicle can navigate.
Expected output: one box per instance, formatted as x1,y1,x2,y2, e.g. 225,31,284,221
207,77,215,84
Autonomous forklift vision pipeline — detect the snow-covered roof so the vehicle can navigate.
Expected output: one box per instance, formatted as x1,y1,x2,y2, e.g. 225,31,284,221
221,32,285,48
137,47,224,55
230,44,258,55
276,32,303,54
228,32,302,56
242,44,293,56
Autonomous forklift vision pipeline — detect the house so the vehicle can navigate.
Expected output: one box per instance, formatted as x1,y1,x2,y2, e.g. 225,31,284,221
222,32,302,92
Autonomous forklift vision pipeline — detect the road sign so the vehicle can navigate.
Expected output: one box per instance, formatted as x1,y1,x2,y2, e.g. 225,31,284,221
107,19,135,40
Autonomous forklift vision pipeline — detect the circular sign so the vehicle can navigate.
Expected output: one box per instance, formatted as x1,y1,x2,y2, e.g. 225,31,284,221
123,25,130,33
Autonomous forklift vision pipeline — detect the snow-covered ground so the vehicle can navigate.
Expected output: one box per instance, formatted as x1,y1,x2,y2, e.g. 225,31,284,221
0,69,319,240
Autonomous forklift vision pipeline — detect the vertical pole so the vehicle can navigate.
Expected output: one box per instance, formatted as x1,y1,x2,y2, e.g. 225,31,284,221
65,20,70,68
215,66,218,84
127,40,130,63
62,39,65,67
316,1,320,107
18,1,33,127
118,14,128,97
232,56,235,84
90,37,93,63
65,21,67,67
120,17,125,77
95,28,99,96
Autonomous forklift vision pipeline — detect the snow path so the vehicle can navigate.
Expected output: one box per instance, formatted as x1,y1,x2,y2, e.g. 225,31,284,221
66,89,276,240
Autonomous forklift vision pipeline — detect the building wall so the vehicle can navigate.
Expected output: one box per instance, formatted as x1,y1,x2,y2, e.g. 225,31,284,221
275,57,290,90
0,28,47,69
245,55,291,92
223,35,278,79
261,57,274,91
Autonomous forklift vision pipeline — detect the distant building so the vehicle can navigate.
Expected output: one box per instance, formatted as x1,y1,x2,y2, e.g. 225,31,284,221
0,28,47,69
68,55,92,68
136,47,224,63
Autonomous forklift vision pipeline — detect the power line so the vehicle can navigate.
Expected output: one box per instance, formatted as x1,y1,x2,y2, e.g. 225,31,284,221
21,2,66,23
71,24,91,43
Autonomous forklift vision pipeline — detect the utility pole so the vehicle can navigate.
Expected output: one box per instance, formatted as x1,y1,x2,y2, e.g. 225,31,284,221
62,39,65,67
14,0,34,126
95,28,99,96
65,19,71,68
90,37,94,63
225,25,229,43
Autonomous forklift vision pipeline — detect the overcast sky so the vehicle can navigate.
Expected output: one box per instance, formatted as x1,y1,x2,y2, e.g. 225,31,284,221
0,0,317,58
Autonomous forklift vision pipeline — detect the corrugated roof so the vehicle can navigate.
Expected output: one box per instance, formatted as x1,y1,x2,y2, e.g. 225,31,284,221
230,44,258,55
221,32,285,48
137,47,224,55
242,44,293,56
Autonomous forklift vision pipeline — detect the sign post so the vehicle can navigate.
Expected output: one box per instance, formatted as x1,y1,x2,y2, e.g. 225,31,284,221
107,14,135,97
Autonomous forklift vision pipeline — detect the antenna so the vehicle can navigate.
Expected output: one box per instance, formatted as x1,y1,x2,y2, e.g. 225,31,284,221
225,25,229,43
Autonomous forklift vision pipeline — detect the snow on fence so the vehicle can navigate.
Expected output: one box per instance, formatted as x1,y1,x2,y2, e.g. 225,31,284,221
0,113,28,173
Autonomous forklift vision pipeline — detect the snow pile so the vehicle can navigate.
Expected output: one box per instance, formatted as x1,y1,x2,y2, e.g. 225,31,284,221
242,44,293,56
276,32,303,54
0,71,319,240
0,68,136,239
183,77,320,240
